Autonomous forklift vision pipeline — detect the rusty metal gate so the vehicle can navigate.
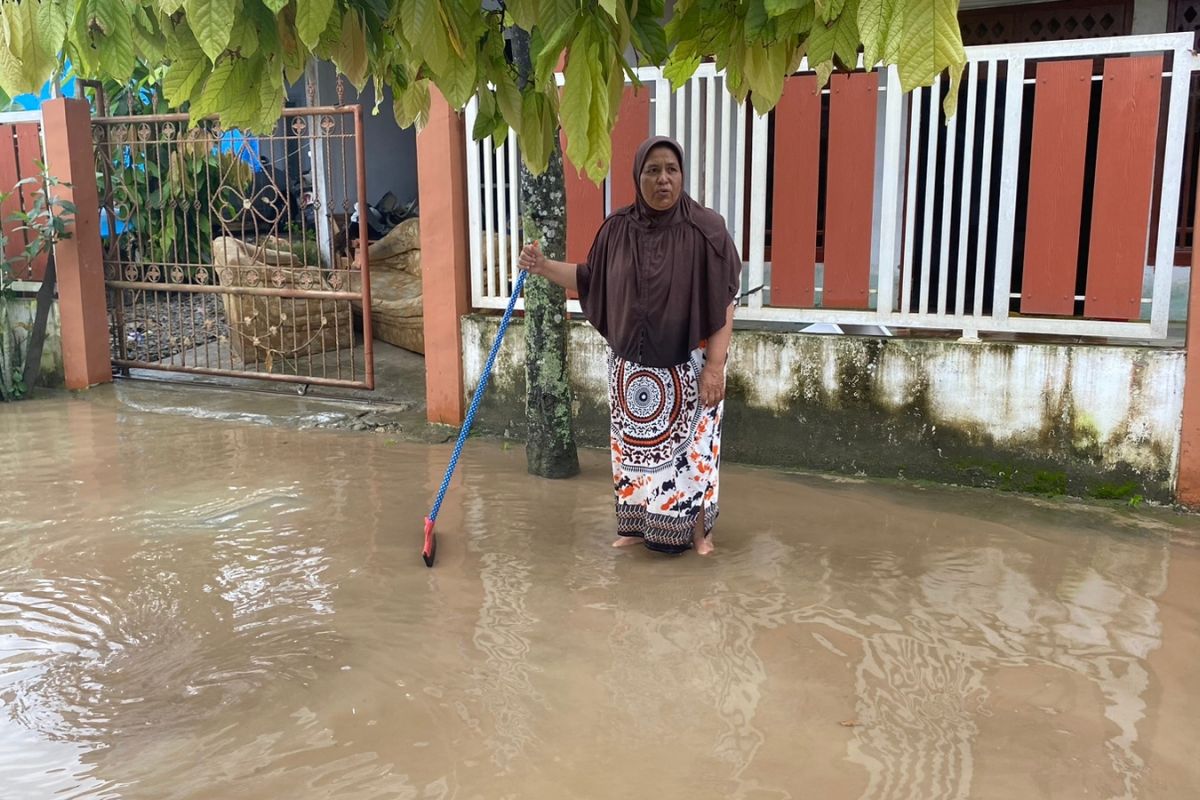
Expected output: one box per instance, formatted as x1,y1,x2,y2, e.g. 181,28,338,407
95,106,374,389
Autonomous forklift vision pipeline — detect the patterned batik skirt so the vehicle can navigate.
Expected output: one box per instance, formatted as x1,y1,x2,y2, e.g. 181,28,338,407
609,345,724,553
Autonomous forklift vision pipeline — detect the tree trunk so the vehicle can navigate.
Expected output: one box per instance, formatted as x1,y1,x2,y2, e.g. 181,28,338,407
512,28,580,480
0,295,15,400
21,255,57,395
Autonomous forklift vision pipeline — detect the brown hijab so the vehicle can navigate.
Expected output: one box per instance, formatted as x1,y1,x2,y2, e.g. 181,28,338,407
575,136,741,368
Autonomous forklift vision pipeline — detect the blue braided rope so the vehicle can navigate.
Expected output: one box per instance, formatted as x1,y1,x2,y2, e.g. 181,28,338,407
428,269,528,523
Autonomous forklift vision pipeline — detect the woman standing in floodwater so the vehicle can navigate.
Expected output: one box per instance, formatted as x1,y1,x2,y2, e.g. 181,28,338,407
518,136,741,555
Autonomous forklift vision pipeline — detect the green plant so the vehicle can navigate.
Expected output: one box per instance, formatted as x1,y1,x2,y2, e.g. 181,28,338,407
0,0,965,180
1088,481,1141,501
101,129,255,270
0,167,75,401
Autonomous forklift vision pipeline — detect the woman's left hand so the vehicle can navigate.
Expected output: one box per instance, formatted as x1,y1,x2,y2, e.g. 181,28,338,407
699,365,726,407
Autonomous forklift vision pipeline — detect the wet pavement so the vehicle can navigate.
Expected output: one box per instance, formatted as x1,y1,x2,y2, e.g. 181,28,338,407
3,392,1200,799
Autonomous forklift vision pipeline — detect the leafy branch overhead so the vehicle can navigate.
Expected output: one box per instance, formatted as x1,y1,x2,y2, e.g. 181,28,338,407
0,0,965,180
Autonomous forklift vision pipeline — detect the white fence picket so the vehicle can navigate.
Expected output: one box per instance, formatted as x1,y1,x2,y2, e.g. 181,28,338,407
466,34,1197,342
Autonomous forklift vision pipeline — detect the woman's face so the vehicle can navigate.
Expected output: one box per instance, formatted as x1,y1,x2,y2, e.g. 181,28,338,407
639,145,683,211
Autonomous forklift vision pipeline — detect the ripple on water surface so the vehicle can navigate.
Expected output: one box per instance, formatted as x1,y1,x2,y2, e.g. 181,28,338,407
1,398,1199,799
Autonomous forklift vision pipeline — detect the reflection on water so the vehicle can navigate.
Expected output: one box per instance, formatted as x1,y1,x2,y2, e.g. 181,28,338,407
1,396,1198,799
465,484,547,772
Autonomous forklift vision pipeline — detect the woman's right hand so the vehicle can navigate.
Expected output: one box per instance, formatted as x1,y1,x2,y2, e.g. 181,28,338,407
518,241,544,275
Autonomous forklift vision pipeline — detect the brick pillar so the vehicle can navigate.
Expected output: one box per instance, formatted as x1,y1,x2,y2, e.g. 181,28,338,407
417,91,471,424
41,98,111,390
1177,169,1200,506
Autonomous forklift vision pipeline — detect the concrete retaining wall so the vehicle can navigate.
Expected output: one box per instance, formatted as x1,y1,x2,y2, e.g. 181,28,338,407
2,297,65,390
462,316,1185,502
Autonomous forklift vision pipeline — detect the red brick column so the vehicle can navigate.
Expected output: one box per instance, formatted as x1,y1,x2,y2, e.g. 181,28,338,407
41,98,111,390
1177,170,1200,506
417,92,471,424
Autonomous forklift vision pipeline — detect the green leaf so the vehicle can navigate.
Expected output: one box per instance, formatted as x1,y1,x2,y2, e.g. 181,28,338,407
89,0,137,82
507,0,537,30
438,54,477,108
607,48,624,127
130,5,165,64
186,0,237,61
559,24,594,177
277,10,308,77
665,0,696,35
478,25,508,83
313,5,343,59
263,0,288,12
392,77,430,128
631,12,668,65
228,15,260,58
583,37,611,182
814,59,834,87
807,22,837,66
718,32,749,100
296,0,335,49
764,0,807,17
894,0,966,115
857,0,890,68
774,4,815,38
491,119,508,147
831,0,860,66
495,73,523,130
245,0,281,54
220,58,266,128
817,0,846,24
533,12,582,88
473,89,497,141
537,0,576,40
519,89,555,174
663,51,701,90
163,26,209,106
611,0,633,55
404,0,452,78
943,61,964,118
745,0,770,40
332,10,370,91
0,2,47,94
254,64,284,132
744,39,790,115
35,0,70,62
189,56,234,118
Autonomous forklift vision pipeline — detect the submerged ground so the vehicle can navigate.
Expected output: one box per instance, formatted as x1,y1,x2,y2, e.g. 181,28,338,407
2,390,1199,799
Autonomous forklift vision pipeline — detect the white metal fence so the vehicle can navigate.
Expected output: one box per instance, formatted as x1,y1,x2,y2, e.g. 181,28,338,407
464,33,1199,340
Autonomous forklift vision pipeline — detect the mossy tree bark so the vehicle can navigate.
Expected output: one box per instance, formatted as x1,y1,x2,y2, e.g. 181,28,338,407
21,255,57,395
513,28,580,479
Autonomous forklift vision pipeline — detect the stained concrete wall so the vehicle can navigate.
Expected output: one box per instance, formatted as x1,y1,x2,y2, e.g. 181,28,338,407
2,298,64,389
462,317,1186,501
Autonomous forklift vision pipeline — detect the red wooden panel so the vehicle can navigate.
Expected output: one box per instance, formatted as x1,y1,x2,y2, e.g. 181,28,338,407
611,87,651,210
0,126,23,272
561,130,605,267
14,123,47,281
823,73,878,309
1021,59,1093,316
770,76,821,308
1085,56,1163,320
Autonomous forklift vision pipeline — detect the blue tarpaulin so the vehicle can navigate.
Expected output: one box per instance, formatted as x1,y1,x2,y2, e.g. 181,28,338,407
12,77,78,111
217,131,264,172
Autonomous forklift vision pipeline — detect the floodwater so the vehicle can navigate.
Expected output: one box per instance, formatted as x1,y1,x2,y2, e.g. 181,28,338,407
3,396,1200,800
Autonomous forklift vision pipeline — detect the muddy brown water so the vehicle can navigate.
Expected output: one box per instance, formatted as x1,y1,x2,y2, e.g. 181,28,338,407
2,396,1200,799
